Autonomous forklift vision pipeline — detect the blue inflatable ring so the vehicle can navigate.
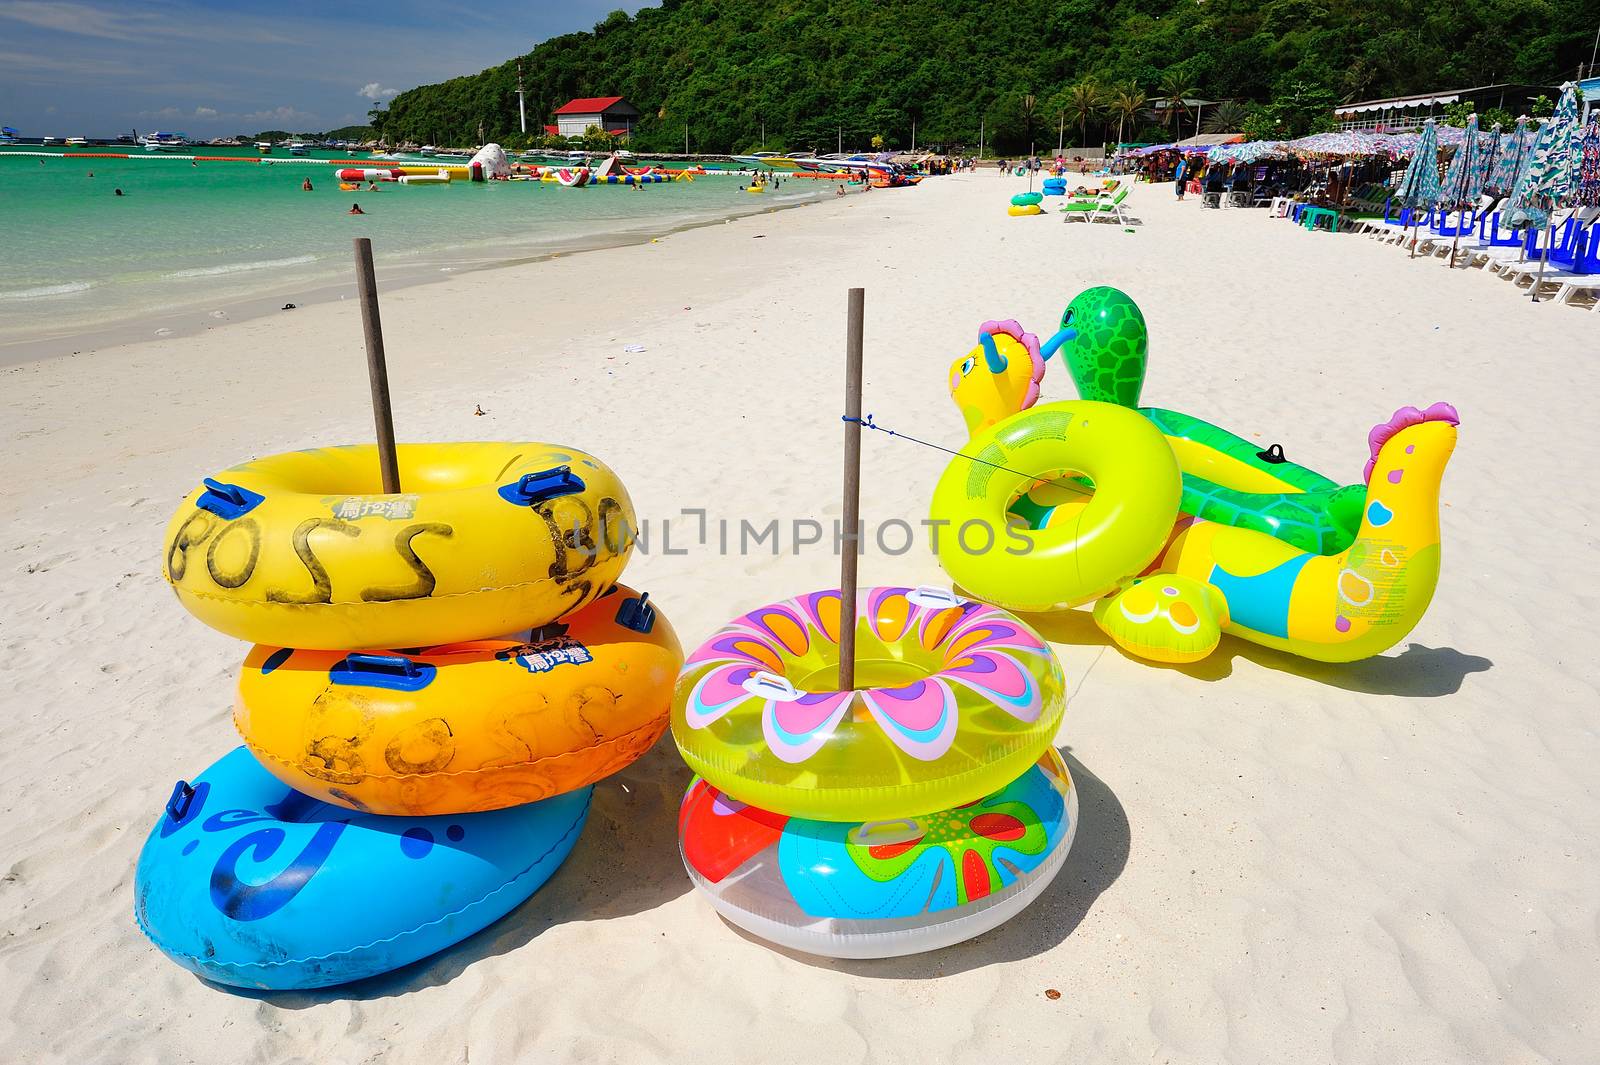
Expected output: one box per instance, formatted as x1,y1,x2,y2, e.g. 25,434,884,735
134,747,590,989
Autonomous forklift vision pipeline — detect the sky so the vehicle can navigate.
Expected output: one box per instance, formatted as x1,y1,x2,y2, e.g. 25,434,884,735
0,0,653,137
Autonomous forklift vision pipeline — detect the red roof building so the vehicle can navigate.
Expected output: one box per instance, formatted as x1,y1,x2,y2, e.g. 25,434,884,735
552,96,641,138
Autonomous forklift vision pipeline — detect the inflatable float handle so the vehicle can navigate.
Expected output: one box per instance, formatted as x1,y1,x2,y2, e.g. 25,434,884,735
615,591,656,634
741,671,801,702
1256,444,1287,464
197,478,265,520
906,586,966,611
497,465,587,507
331,653,438,691
165,780,196,822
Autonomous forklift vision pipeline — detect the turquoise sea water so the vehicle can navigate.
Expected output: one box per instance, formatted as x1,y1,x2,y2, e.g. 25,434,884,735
0,147,827,349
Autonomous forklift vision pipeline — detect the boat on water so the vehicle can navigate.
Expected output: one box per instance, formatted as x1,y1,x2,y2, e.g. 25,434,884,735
2,127,21,145
418,145,437,156
140,132,190,152
809,152,896,176
287,141,311,155
42,136,57,145
732,151,805,171
65,137,88,146
256,141,273,152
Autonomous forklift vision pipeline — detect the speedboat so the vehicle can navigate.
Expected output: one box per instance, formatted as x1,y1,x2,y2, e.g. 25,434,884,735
418,145,437,156
140,132,190,152
287,141,310,155
256,141,273,152
65,137,88,146
733,151,803,171
42,136,58,145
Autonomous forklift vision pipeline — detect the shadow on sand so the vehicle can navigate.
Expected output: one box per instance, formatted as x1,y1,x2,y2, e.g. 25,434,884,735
223,737,696,1006
1016,604,1491,697
742,749,1130,979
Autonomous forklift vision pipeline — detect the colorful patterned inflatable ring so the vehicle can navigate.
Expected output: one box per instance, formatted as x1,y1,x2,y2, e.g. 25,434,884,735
672,586,1066,821
162,442,634,650
679,748,1076,958
134,747,589,990
236,585,681,815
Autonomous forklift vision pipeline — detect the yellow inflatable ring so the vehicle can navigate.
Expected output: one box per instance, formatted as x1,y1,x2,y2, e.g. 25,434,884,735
929,400,1182,611
163,443,634,649
235,584,681,815
672,585,1066,821
1007,204,1042,216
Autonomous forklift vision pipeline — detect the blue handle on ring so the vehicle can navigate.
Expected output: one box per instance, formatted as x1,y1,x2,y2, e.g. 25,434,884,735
497,465,586,507
196,478,265,520
615,591,655,634
165,780,196,822
330,653,438,691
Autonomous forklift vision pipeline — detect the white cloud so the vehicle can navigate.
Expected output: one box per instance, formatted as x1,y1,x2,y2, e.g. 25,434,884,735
359,82,399,100
0,1,294,44
194,106,217,117
239,105,320,127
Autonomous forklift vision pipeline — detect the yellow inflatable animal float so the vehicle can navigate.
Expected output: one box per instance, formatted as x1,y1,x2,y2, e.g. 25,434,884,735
931,311,1459,666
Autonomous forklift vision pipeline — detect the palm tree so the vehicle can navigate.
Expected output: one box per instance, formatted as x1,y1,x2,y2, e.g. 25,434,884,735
1109,82,1147,148
1021,93,1037,155
1062,79,1105,149
1158,69,1198,138
1202,100,1253,134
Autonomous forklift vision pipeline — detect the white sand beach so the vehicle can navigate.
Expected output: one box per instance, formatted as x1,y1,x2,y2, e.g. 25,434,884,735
2,175,1596,1064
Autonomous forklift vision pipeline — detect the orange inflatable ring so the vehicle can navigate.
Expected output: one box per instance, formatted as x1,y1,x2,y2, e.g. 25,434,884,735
234,584,682,815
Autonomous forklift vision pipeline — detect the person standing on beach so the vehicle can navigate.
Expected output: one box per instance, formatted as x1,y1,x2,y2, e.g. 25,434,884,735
1174,158,1187,200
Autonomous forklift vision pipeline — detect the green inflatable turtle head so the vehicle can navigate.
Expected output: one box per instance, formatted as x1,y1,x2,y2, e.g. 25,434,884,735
1039,286,1148,407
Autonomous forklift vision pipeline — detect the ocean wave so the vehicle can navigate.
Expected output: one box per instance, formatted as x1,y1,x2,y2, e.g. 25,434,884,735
0,281,95,301
162,254,318,280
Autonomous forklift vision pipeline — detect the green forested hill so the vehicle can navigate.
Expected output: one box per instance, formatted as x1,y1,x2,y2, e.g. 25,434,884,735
375,0,1591,153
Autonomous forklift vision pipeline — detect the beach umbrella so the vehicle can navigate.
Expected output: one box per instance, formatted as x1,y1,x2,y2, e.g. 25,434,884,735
1439,114,1483,266
1508,83,1581,301
1466,121,1502,210
1571,117,1600,208
1485,117,1532,197
1394,119,1443,257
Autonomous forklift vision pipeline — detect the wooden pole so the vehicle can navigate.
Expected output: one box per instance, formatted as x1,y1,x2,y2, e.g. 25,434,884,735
838,287,865,691
353,237,401,494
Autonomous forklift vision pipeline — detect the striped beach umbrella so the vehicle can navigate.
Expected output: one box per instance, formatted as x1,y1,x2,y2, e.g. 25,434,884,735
1470,122,1502,194
1395,119,1443,206
1509,84,1583,300
1394,119,1442,256
1439,113,1482,210
1508,83,1580,231
1439,114,1486,266
1485,117,1532,196
1570,117,1600,208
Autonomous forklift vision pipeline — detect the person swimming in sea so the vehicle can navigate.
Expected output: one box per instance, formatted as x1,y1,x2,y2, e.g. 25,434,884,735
302,178,314,192
349,203,364,215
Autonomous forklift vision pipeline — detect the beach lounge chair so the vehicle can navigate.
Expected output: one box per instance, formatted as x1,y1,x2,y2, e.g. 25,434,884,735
1063,185,1130,223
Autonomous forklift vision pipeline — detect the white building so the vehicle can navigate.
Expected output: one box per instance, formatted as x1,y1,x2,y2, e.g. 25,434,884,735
551,96,641,139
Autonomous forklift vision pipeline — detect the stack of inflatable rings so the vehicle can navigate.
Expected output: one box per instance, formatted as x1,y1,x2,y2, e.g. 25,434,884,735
135,442,684,990
1009,191,1044,216
670,585,1078,959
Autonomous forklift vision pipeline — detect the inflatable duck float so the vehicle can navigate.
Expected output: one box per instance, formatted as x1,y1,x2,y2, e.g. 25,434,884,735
934,287,1459,665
